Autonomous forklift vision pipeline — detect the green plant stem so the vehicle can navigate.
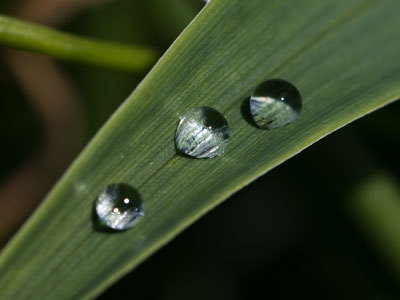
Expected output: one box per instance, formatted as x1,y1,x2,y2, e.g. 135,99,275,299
349,173,400,282
0,14,159,72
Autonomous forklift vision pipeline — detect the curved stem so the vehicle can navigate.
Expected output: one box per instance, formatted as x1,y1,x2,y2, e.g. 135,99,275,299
0,14,159,72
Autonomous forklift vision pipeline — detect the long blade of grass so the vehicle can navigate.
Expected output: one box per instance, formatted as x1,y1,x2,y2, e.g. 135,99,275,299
1,0,400,299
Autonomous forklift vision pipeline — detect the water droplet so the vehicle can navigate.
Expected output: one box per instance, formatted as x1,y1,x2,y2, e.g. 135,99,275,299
95,183,144,230
175,106,229,158
250,79,302,129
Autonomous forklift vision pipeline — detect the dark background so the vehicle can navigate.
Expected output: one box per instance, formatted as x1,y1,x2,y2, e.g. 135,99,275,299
0,0,399,299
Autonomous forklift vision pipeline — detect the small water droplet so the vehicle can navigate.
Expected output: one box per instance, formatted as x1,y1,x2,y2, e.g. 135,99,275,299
175,106,229,158
95,183,144,230
250,79,302,129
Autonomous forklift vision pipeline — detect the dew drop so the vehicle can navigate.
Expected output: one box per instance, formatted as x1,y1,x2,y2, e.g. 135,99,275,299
250,79,302,129
95,183,144,230
175,106,229,158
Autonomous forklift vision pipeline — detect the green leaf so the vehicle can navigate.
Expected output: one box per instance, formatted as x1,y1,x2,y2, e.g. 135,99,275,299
1,0,400,299
0,14,158,72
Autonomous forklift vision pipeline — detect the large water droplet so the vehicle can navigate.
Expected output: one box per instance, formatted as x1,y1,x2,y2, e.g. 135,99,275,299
175,106,229,158
95,183,144,230
250,79,302,129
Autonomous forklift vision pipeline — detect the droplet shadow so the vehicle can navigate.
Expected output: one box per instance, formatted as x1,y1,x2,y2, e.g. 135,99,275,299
241,96,258,128
175,147,190,158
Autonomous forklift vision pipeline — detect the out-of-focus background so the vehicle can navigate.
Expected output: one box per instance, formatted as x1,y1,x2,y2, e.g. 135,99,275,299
1,0,400,299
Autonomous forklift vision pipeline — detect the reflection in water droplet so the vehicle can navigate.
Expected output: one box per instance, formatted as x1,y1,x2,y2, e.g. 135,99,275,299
175,106,229,159
95,183,144,230
250,79,302,129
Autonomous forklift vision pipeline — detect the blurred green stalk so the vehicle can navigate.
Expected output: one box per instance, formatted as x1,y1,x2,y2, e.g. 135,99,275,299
0,14,159,72
349,173,400,282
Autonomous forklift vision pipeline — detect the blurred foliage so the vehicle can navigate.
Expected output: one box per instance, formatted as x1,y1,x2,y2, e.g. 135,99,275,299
0,63,41,179
0,0,399,299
